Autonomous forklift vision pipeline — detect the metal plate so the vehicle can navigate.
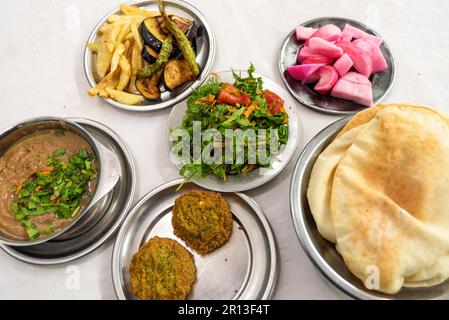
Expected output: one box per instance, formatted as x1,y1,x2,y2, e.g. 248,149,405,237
84,0,216,112
167,71,302,192
0,118,136,265
112,179,278,300
0,117,119,246
279,17,396,115
289,117,449,299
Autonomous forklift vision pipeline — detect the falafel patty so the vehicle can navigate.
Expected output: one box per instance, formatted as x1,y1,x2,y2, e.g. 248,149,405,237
129,236,196,300
172,190,233,255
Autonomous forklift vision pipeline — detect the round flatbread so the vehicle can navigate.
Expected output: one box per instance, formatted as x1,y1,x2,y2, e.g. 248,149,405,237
308,124,367,242
337,103,448,137
331,106,449,293
309,103,449,290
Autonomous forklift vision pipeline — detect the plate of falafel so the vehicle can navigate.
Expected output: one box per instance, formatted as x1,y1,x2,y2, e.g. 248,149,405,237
112,178,278,300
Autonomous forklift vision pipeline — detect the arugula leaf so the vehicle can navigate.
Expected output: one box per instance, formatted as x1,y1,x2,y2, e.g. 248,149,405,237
175,63,289,183
220,108,245,128
232,63,264,97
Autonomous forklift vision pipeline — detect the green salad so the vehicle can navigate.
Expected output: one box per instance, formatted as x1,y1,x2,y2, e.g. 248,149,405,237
172,64,289,181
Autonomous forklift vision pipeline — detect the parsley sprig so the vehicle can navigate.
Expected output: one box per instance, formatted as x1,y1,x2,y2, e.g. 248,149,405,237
11,148,96,239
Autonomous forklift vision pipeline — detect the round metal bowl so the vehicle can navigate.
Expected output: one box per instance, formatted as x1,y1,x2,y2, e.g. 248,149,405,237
290,117,449,299
0,117,120,246
84,0,216,112
279,17,396,115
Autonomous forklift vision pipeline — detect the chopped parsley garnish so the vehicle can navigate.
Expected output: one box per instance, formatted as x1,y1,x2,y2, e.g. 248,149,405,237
11,148,96,239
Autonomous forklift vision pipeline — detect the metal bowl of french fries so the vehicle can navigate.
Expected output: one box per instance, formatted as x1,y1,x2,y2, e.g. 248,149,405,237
84,0,216,111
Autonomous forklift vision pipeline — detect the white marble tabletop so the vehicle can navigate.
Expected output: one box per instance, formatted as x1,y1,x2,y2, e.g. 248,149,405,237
0,0,448,299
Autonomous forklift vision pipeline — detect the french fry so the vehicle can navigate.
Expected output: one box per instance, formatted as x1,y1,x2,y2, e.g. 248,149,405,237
120,4,159,18
88,69,119,96
96,33,112,78
107,14,126,23
99,23,113,34
105,88,144,105
124,31,134,41
108,14,146,25
110,43,125,73
88,3,154,104
99,78,120,98
128,75,137,94
123,39,132,53
86,42,98,53
131,41,143,75
107,22,121,53
99,89,109,98
128,42,142,93
107,78,119,90
117,56,131,91
116,22,131,45
130,21,143,51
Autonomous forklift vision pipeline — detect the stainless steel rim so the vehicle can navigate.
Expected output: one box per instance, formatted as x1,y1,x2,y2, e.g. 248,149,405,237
0,116,104,246
112,178,278,300
83,0,216,112
0,118,136,265
290,117,370,298
289,117,391,300
290,116,449,300
239,192,279,300
279,16,396,115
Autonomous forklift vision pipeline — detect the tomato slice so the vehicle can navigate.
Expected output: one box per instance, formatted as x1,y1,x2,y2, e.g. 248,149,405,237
217,83,251,107
263,90,284,114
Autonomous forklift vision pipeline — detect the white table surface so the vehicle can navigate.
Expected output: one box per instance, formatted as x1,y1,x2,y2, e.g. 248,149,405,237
0,0,448,300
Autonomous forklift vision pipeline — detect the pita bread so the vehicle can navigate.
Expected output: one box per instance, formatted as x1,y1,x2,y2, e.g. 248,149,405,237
331,106,449,293
404,255,449,288
308,104,449,290
307,125,367,242
337,103,448,137
336,104,390,137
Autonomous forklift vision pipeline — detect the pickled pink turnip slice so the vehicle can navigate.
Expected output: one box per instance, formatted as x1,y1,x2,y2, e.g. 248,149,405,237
331,72,373,106
297,47,314,61
301,55,334,65
314,66,339,94
311,24,342,41
287,63,325,81
333,53,353,76
297,47,333,64
335,41,372,77
352,39,388,73
342,24,366,39
342,24,383,47
301,70,321,85
341,29,353,42
309,37,344,59
342,71,371,85
295,26,317,41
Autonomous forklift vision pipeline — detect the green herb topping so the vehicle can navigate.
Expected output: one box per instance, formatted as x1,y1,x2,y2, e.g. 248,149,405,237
11,148,96,239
